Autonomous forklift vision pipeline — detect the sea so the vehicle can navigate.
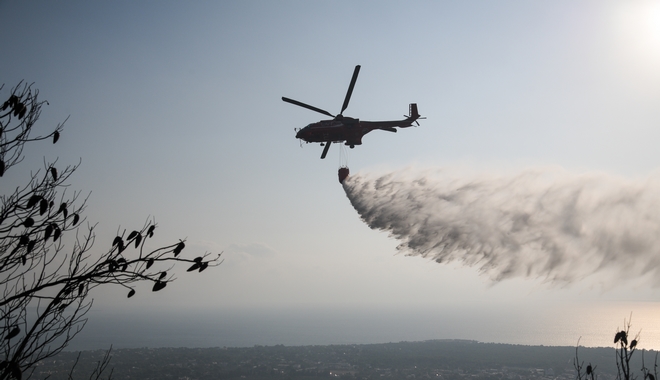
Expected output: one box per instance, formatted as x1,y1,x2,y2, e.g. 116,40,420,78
68,301,660,351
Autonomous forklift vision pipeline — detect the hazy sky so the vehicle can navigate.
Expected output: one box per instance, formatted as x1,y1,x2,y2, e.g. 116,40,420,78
3,1,660,348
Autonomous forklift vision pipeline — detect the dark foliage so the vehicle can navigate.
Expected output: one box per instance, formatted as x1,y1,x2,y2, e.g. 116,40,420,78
575,317,658,380
0,82,222,380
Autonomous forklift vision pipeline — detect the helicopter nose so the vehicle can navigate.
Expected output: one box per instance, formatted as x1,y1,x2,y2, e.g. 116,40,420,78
295,127,308,139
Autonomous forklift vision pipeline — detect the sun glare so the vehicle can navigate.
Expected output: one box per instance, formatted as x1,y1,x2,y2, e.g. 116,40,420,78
647,3,660,40
609,2,660,84
616,2,660,50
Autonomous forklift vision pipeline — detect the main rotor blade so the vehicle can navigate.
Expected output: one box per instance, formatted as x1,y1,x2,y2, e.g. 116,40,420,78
282,97,335,118
340,65,361,115
320,142,331,159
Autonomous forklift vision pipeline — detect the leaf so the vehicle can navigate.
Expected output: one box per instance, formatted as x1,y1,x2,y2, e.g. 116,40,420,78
39,199,48,215
58,202,67,215
112,236,123,246
23,217,34,228
26,240,35,254
78,283,85,296
50,167,58,181
26,195,41,208
5,326,20,340
19,235,29,246
21,255,26,265
146,258,154,269
147,225,155,238
53,226,61,241
53,130,60,144
0,160,4,177
159,271,167,280
127,230,138,240
152,281,166,292
44,224,53,240
108,260,118,272
127,289,136,298
199,262,209,272
134,233,142,248
586,365,592,375
173,242,185,257
614,332,621,344
72,213,80,225
187,263,201,272
194,256,202,263
18,104,26,119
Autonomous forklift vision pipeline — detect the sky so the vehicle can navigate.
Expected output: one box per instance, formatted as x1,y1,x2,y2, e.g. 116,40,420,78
2,1,660,349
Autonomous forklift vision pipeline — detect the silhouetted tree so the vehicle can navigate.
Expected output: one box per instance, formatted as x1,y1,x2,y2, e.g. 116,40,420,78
575,317,657,380
0,82,221,380
641,350,658,380
574,338,597,380
613,318,639,380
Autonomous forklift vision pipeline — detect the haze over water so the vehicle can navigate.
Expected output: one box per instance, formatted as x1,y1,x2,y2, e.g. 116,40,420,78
72,301,660,351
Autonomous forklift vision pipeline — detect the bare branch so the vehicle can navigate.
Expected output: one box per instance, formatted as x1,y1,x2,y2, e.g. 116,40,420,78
0,83,221,380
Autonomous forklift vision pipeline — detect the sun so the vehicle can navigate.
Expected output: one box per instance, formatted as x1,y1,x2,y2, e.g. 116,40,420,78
649,3,660,40
611,2,660,71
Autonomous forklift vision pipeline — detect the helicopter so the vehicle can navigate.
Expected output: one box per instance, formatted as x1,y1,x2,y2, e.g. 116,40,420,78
282,65,424,159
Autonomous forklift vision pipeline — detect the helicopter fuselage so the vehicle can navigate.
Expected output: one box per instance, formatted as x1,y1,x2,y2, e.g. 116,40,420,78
282,65,422,159
295,116,416,148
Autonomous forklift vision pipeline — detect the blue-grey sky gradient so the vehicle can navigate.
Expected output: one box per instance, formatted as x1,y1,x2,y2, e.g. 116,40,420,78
2,0,660,348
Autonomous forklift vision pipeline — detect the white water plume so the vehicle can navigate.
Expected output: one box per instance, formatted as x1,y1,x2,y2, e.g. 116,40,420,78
342,166,660,284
